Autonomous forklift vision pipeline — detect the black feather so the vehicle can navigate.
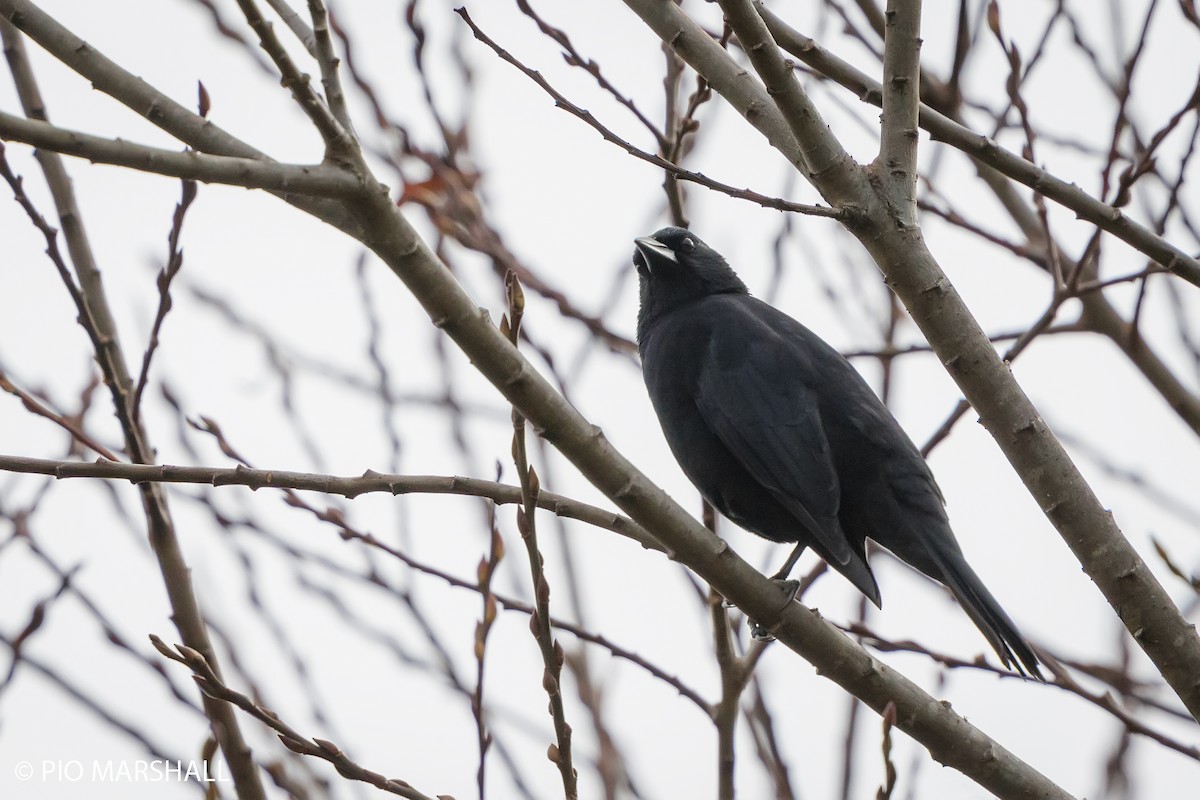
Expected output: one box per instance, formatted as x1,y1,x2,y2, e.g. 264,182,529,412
635,227,1041,678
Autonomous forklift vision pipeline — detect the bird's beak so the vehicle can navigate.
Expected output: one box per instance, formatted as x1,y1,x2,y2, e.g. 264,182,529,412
634,237,678,273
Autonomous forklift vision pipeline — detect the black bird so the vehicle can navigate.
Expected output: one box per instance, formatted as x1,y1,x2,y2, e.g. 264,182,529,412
634,226,1040,677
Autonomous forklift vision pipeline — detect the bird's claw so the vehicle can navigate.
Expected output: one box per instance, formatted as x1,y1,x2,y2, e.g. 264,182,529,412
774,578,801,600
749,620,773,641
748,579,801,641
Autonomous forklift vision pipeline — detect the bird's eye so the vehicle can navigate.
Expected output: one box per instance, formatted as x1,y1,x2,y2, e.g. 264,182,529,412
679,237,696,253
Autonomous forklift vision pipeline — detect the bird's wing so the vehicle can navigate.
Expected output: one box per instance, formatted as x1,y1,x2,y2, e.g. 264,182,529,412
695,333,852,565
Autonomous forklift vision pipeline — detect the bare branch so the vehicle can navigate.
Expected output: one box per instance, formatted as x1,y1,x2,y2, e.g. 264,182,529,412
877,0,922,223
709,588,739,800
515,0,667,147
264,0,316,54
0,110,363,195
715,0,865,199
306,0,353,133
130,180,198,419
504,274,578,799
472,506,503,800
0,371,120,461
0,454,660,550
0,0,361,234
234,0,351,154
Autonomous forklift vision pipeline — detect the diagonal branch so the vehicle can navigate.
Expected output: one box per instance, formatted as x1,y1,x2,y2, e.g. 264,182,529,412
715,0,865,203
234,0,351,156
0,371,120,461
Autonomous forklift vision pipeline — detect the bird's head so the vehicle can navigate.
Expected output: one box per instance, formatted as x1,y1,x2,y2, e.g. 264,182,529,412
634,227,748,341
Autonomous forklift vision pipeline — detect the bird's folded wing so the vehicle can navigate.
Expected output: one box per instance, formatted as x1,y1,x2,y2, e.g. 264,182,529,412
696,344,852,565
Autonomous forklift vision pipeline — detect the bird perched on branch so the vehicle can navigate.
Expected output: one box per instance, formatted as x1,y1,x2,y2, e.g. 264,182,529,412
633,226,1040,677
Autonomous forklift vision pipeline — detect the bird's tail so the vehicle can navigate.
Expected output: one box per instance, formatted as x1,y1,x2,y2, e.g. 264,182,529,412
925,545,1043,679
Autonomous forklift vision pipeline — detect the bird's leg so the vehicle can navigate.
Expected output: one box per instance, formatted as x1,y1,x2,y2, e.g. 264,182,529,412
767,543,805,608
748,544,807,640
770,543,806,582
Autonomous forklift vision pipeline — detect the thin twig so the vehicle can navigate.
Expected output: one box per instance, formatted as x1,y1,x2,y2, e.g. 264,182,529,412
150,637,440,799
876,702,898,800
503,273,578,800
471,504,504,800
455,9,841,219
0,454,660,552
0,370,120,461
515,0,667,147
131,179,198,419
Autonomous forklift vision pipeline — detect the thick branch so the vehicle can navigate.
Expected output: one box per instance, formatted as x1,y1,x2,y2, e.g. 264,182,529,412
877,0,922,223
